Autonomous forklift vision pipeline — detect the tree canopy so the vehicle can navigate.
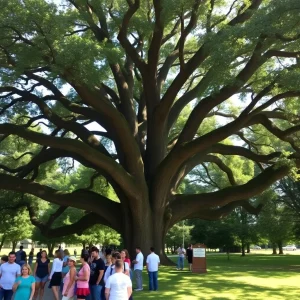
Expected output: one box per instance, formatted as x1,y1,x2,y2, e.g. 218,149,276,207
0,0,300,259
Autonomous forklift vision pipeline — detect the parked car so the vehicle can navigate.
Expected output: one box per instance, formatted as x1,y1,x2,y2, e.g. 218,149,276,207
282,245,297,251
251,245,261,250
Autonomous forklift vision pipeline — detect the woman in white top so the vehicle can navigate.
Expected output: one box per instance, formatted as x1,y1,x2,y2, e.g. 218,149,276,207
48,250,63,300
105,259,132,300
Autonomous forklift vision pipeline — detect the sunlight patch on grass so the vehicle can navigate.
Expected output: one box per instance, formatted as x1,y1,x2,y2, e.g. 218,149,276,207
133,254,300,300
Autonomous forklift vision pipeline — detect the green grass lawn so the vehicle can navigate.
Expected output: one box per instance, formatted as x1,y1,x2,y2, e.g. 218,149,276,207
133,254,300,300
2,247,299,299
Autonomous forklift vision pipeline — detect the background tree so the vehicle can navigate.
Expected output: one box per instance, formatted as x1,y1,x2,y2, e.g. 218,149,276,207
1,0,300,261
71,224,121,249
256,191,295,254
165,222,193,253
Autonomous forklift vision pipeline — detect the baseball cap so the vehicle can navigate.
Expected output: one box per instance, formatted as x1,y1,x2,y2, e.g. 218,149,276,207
68,256,76,262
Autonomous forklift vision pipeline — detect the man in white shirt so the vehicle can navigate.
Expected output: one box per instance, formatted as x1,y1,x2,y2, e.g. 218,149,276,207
177,245,186,270
146,247,160,291
0,251,21,300
105,259,132,300
132,247,144,291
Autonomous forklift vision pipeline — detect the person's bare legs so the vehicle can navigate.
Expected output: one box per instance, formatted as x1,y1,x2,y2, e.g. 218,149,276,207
51,286,59,300
39,281,47,300
34,282,40,299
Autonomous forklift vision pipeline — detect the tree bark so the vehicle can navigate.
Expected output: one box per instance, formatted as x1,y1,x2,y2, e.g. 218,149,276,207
12,241,17,251
278,241,283,255
272,244,277,255
246,243,250,253
47,243,55,257
241,241,246,256
0,235,6,251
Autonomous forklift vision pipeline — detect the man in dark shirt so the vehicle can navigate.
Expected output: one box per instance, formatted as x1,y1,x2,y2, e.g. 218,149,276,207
15,246,27,267
88,246,105,300
36,248,42,260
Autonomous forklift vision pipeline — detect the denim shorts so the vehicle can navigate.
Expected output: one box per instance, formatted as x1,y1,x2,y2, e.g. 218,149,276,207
35,275,48,283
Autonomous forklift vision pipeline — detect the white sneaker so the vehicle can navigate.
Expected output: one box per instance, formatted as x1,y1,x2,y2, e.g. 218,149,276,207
134,288,143,291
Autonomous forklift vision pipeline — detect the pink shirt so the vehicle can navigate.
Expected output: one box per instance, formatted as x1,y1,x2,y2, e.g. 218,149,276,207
77,264,90,289
62,269,75,297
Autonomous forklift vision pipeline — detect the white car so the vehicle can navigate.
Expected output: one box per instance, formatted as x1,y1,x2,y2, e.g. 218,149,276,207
282,245,297,251
251,245,261,250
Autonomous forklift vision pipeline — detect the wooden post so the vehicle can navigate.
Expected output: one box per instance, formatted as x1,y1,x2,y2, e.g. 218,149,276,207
192,243,207,273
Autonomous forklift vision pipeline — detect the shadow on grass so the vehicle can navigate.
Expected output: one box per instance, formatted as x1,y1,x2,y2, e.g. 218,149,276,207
133,254,300,299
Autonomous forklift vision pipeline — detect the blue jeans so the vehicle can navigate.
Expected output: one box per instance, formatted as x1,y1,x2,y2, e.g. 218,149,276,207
0,288,13,300
87,284,103,300
134,269,143,289
148,271,158,291
177,257,184,269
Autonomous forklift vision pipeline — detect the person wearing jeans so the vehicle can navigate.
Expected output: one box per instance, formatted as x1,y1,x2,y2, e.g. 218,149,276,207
132,247,144,291
0,251,21,300
177,246,185,270
87,247,105,300
146,247,160,291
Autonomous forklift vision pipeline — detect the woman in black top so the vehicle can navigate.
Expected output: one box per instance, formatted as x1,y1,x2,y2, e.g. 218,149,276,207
186,245,193,271
33,250,50,300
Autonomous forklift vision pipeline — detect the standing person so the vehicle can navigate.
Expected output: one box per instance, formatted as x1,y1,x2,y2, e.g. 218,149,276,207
0,256,8,265
104,255,112,273
62,256,76,300
0,251,21,300
36,249,42,260
120,249,132,280
103,252,130,284
76,254,90,300
146,247,160,291
105,260,132,300
12,264,35,300
176,245,186,270
48,250,63,300
33,250,50,300
15,246,27,268
61,249,70,291
87,247,105,300
186,244,193,271
120,250,131,267
132,247,143,291
101,254,112,300
58,246,64,258
28,248,34,266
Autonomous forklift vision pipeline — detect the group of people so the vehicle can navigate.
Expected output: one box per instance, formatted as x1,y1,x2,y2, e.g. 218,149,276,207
176,244,193,271
0,244,160,300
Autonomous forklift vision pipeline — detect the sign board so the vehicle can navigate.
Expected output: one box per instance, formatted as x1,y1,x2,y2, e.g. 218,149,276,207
192,243,207,273
193,248,205,258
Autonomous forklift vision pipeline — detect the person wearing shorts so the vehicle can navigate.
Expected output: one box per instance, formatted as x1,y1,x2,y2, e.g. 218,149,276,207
76,254,90,300
33,250,50,300
49,250,63,300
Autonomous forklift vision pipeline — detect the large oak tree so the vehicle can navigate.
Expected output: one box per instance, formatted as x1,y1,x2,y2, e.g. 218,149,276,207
1,0,300,261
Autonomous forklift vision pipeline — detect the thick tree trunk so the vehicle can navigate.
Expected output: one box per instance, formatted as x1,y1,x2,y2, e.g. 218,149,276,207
278,241,283,255
47,243,55,257
246,243,250,253
241,241,245,256
121,210,174,265
272,244,277,255
12,241,17,251
0,235,6,251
